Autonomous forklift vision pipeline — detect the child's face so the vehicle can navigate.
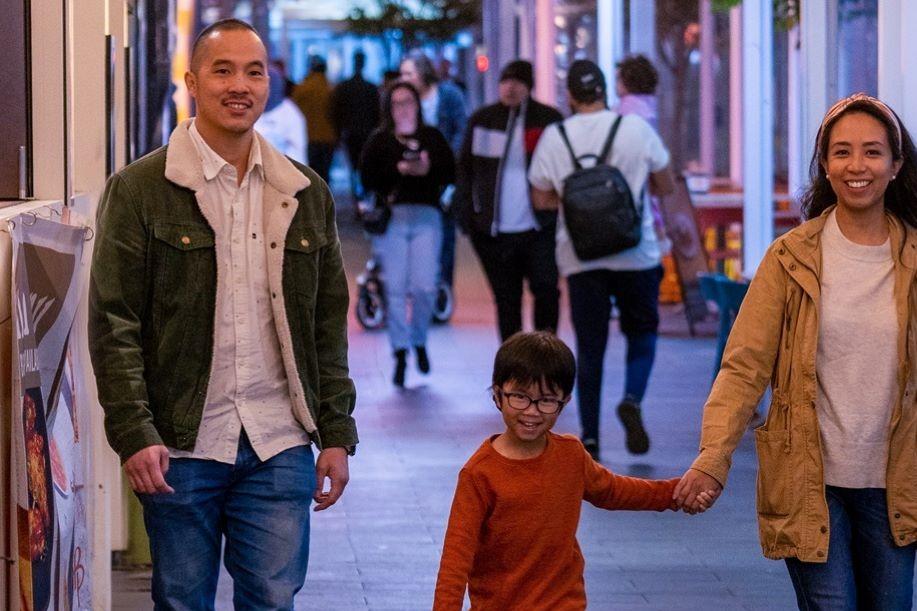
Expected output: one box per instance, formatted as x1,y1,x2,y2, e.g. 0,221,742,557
494,379,567,445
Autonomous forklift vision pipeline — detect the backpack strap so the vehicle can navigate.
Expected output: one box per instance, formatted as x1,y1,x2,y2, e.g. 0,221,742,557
556,122,584,171
598,115,624,163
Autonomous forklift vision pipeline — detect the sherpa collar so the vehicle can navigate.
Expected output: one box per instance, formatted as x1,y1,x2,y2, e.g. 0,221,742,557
164,118,309,196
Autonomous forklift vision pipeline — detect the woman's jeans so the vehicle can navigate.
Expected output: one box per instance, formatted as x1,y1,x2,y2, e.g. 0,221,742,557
138,432,316,610
785,486,916,610
373,205,443,351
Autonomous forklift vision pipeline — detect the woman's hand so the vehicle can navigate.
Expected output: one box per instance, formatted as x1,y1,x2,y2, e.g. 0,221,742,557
674,468,723,514
397,150,431,176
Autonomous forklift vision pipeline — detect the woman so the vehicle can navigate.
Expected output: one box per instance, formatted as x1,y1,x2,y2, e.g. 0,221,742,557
361,82,455,387
675,94,917,609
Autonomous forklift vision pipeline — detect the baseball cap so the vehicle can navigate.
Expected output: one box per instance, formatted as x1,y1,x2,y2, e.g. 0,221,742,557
567,59,606,102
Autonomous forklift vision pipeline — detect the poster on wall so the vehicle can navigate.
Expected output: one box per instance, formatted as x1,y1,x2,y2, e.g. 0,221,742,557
10,215,90,611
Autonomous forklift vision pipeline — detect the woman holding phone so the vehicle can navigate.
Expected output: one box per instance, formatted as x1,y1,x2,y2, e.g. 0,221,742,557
361,81,455,387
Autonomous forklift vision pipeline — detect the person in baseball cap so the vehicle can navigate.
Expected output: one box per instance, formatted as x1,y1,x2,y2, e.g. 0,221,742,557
566,59,607,105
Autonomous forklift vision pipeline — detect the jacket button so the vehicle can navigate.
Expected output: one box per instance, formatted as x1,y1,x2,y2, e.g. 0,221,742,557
282,202,289,208
778,248,785,255
272,292,277,299
181,236,191,245
816,550,825,558
301,239,309,248
270,242,277,249
900,534,906,541
895,513,902,519
789,263,797,271
820,526,827,534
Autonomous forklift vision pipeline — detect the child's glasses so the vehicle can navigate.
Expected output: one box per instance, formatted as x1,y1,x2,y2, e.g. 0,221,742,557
495,388,567,414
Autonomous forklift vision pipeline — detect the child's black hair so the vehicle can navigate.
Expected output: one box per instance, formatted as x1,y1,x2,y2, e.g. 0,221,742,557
492,332,576,397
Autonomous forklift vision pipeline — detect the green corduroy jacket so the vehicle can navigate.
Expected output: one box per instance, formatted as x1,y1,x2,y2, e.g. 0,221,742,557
89,120,357,462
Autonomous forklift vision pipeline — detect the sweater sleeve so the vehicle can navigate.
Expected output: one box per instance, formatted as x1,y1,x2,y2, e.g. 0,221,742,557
359,131,396,196
581,445,679,511
426,127,457,187
434,468,488,610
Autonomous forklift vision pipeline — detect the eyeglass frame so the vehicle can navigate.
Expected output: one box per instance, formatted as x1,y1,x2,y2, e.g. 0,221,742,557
492,386,570,414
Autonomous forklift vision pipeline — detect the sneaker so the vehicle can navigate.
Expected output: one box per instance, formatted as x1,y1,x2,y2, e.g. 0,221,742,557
393,349,407,387
616,400,650,454
415,345,430,374
581,438,600,461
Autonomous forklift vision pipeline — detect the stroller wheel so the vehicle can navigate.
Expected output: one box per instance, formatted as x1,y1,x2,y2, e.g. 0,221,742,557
356,285,386,330
432,282,454,324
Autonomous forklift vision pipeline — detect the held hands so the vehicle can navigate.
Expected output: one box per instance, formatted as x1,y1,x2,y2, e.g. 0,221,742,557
313,447,350,511
396,150,431,176
124,445,175,495
673,469,724,515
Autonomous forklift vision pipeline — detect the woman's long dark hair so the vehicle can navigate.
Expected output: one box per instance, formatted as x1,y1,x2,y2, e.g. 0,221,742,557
800,98,917,227
377,80,425,135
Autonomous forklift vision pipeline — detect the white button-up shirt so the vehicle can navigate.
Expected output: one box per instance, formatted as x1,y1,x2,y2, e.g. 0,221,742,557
169,121,310,464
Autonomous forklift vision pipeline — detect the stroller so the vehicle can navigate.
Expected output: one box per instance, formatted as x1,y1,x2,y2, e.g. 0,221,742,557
355,256,454,330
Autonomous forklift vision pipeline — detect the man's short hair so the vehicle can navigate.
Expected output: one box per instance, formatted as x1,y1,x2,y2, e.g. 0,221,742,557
190,18,260,73
492,332,576,397
616,55,659,95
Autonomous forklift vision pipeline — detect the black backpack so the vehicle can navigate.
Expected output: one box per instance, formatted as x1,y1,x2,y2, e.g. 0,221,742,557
556,115,641,261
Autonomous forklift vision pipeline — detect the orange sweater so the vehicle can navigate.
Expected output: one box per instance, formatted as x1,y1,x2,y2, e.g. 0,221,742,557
433,433,679,610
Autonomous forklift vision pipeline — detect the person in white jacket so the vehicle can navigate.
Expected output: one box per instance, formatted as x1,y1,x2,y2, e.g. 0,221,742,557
255,63,308,164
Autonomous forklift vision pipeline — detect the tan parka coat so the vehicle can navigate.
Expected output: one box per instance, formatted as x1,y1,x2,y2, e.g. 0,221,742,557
690,208,917,562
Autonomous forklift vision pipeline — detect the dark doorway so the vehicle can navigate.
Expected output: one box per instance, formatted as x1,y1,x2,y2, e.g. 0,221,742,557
0,0,31,200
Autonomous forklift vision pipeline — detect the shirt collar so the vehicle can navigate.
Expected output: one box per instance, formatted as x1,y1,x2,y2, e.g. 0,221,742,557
189,119,264,182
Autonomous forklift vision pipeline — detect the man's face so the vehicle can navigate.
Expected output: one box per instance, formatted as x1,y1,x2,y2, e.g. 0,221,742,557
498,79,529,108
185,29,269,139
399,60,425,93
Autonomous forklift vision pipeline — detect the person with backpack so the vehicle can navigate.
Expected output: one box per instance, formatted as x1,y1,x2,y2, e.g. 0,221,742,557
528,59,675,460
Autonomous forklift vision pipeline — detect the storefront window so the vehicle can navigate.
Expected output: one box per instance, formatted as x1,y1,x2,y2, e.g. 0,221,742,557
836,0,878,97
552,0,597,108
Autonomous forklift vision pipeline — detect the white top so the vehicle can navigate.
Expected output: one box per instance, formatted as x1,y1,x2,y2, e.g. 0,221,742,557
170,121,310,464
816,210,897,488
497,110,537,233
255,98,309,165
528,110,670,276
422,87,440,127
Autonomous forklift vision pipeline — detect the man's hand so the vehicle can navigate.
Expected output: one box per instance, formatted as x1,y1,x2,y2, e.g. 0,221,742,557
673,468,723,514
530,186,560,211
124,445,174,495
313,447,350,511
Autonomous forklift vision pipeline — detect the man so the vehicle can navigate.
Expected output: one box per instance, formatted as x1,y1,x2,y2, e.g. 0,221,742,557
399,51,467,290
455,60,562,341
292,55,337,183
330,51,380,200
528,59,674,460
89,19,357,609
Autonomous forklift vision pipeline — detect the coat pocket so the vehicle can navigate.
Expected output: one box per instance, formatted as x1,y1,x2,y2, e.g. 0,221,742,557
754,428,793,517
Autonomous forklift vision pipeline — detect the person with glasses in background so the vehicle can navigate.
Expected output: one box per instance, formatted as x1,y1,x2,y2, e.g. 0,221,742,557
434,332,703,611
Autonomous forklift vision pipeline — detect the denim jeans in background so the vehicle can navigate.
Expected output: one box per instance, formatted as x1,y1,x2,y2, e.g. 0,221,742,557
785,486,916,611
373,204,443,351
138,432,316,611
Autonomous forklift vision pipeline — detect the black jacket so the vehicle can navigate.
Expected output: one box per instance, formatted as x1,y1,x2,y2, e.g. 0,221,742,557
454,97,563,236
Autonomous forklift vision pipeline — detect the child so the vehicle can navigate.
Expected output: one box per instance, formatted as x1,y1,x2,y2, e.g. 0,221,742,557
433,332,708,610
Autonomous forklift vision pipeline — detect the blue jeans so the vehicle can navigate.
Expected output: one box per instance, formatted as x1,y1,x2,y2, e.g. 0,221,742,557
785,486,915,610
373,205,443,351
138,433,316,610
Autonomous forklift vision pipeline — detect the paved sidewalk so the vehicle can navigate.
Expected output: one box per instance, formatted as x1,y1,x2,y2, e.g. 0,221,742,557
112,203,915,610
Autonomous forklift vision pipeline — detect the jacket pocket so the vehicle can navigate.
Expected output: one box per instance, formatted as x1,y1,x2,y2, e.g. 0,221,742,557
283,225,327,302
754,428,793,517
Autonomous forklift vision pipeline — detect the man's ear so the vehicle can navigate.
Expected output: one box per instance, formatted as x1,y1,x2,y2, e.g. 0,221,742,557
185,71,197,98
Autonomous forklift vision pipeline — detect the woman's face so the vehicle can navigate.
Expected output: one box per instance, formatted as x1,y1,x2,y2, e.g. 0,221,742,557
390,87,418,132
823,111,903,214
399,60,425,93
